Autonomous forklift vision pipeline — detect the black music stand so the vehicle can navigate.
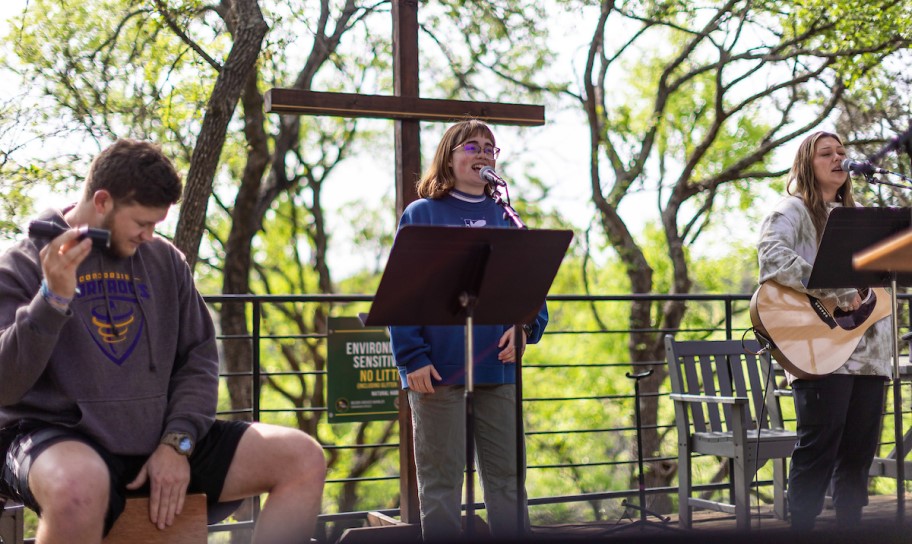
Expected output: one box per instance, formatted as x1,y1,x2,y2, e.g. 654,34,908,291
807,206,912,522
365,225,572,538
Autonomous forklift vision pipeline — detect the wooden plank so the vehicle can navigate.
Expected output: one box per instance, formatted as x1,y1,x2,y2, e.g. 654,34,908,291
392,1,420,523
854,228,912,273
265,89,545,127
338,523,421,544
393,0,419,98
366,511,405,527
392,0,421,251
102,493,207,544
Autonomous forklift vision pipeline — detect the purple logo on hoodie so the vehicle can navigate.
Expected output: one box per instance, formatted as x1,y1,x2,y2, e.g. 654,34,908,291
76,275,148,366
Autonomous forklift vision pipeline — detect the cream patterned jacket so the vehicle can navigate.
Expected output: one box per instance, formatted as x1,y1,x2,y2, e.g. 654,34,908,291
757,195,892,380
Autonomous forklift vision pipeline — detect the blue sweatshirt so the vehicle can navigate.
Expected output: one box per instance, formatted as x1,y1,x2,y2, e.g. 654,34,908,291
389,191,548,388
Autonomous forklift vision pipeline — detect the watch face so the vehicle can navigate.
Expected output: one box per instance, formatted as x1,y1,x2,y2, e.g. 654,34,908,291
178,437,193,453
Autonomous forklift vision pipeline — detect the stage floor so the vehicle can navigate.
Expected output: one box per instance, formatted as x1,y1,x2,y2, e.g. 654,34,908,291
332,494,912,543
529,493,912,543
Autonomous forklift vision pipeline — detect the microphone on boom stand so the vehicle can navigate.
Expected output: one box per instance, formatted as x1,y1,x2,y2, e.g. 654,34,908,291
841,158,890,177
841,158,912,188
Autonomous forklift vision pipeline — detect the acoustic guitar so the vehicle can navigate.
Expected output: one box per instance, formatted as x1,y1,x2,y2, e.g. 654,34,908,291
749,281,891,379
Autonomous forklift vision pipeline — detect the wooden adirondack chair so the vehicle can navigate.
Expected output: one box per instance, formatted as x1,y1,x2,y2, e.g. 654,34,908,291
665,335,796,530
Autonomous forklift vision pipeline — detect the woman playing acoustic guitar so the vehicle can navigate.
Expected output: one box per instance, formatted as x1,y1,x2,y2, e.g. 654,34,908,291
757,131,892,532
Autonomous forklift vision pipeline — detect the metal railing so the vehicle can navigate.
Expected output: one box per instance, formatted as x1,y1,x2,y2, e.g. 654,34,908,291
201,292,912,540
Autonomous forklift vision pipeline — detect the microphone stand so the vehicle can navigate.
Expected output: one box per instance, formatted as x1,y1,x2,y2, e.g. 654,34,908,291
604,370,677,535
863,124,912,187
488,178,529,535
861,174,912,191
868,123,912,165
489,182,527,230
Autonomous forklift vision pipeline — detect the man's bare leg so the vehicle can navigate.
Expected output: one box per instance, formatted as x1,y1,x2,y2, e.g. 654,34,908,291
219,423,326,543
29,440,110,544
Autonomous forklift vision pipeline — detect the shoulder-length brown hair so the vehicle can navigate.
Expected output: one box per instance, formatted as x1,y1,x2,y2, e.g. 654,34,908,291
416,119,496,199
786,131,854,242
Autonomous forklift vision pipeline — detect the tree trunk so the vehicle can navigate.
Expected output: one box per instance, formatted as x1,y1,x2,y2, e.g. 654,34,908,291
221,68,271,413
173,0,268,269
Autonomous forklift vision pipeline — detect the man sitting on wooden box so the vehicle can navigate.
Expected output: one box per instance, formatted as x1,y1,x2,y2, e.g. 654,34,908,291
0,139,326,544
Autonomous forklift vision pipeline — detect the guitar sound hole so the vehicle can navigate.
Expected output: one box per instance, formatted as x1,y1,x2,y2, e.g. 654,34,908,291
833,290,877,330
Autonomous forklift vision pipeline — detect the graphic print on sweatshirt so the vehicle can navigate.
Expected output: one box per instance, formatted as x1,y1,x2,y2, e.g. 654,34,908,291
74,271,151,366
464,218,487,227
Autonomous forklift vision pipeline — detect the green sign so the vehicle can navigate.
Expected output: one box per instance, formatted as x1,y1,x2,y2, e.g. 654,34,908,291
327,316,400,423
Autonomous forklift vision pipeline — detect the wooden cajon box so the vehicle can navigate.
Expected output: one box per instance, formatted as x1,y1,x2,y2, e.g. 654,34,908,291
102,493,207,544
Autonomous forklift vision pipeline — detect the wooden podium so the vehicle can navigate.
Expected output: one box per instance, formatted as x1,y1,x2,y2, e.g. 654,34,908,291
854,228,912,523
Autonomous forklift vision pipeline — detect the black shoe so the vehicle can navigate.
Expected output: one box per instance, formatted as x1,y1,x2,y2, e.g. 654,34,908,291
790,516,815,533
835,508,861,529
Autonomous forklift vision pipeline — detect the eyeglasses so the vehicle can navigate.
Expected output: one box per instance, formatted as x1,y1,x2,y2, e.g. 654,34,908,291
453,142,500,159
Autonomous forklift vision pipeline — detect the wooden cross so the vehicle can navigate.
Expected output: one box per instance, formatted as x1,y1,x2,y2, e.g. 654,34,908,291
264,0,544,524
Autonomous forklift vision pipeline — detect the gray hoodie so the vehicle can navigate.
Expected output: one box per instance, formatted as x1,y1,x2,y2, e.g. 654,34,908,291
0,210,219,455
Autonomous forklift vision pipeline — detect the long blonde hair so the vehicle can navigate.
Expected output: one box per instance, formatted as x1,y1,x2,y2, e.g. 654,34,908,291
416,119,496,199
786,131,854,242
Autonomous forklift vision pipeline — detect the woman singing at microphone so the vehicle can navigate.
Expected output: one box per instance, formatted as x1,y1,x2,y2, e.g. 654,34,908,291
388,119,548,541
757,131,891,532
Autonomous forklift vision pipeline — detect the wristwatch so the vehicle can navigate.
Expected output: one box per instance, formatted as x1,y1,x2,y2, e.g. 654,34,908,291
160,432,194,456
521,323,534,337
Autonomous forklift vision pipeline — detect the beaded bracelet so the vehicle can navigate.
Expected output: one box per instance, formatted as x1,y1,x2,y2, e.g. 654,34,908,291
40,279,73,309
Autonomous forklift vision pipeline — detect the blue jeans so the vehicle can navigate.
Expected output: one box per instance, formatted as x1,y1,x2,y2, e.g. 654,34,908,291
409,384,528,541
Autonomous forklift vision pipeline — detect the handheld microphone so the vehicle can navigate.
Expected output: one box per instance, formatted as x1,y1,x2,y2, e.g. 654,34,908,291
841,158,889,177
28,220,111,250
479,166,507,187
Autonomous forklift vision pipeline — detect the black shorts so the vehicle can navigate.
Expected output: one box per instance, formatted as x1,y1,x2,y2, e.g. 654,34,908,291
0,419,250,535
